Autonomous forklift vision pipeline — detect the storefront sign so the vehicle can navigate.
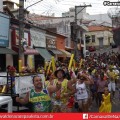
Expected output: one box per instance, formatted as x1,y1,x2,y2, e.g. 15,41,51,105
46,38,56,49
30,29,46,47
0,13,10,47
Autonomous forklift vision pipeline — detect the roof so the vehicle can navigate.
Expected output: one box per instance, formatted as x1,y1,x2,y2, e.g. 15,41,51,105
46,29,67,38
28,13,67,21
3,0,14,3
88,25,112,32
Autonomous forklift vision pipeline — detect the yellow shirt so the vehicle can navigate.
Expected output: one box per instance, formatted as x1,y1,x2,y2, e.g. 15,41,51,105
54,79,68,104
108,71,116,81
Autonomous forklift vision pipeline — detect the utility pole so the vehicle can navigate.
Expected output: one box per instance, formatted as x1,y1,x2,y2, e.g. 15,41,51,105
18,0,43,71
74,4,91,60
19,0,25,68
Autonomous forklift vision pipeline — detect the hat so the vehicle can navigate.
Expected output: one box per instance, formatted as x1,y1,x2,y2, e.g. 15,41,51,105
80,76,86,80
54,69,66,78
8,66,16,72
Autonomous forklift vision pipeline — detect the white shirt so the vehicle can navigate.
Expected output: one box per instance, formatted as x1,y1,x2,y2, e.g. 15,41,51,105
76,82,88,100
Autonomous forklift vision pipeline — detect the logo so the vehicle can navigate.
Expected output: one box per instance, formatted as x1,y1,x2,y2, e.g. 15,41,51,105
103,1,120,6
83,114,88,119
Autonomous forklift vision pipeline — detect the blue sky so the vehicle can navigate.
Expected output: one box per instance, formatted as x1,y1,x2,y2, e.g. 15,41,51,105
13,0,120,16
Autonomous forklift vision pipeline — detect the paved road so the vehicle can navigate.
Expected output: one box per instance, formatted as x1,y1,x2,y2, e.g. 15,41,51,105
89,90,120,112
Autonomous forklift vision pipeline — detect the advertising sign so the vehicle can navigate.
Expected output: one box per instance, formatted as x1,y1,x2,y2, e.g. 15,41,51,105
0,12,10,47
30,29,46,47
46,38,56,49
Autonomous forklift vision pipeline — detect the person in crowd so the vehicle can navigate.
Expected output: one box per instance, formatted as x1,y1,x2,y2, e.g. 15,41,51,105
90,71,99,106
45,73,55,87
62,65,71,80
97,72,108,107
51,69,75,112
99,87,112,113
16,76,61,112
75,73,93,112
107,67,116,99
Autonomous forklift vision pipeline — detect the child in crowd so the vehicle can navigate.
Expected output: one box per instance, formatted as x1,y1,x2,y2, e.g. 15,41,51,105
99,87,112,113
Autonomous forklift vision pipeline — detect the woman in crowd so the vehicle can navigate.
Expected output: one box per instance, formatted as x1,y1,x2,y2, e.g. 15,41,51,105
75,73,93,112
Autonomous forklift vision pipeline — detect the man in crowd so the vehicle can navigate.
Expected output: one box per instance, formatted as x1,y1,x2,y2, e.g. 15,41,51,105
16,76,61,112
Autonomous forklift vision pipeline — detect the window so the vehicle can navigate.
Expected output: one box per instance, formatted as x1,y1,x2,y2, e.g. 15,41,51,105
92,35,95,42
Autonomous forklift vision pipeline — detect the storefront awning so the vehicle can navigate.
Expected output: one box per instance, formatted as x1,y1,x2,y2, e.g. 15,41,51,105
24,48,39,55
0,48,17,54
59,49,71,57
35,48,52,61
50,49,63,55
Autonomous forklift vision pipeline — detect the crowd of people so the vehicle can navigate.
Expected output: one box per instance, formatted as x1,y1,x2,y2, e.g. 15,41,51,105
13,52,120,112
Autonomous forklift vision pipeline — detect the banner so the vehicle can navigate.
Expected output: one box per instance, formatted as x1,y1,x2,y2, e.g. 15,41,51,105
47,61,52,75
68,54,74,70
15,76,34,94
15,74,45,94
18,60,22,72
0,73,7,85
51,57,56,73
0,77,7,85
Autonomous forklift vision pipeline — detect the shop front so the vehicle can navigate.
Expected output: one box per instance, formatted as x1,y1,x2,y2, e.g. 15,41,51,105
56,34,71,62
11,24,39,70
30,27,52,70
46,34,63,60
0,12,16,72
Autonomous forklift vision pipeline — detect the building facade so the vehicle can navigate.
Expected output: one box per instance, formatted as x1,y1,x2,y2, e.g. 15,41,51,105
0,0,3,12
86,26,113,50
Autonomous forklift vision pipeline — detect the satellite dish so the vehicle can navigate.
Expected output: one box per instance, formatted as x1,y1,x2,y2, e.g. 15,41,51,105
107,8,120,19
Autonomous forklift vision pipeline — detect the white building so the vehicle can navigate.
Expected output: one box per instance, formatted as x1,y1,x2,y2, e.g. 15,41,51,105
0,0,3,12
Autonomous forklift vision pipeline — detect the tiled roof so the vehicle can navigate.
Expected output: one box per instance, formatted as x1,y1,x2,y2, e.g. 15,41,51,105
28,14,62,21
88,25,111,32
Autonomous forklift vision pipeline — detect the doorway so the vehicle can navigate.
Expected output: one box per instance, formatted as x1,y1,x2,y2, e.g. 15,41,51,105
99,37,103,48
0,54,6,72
